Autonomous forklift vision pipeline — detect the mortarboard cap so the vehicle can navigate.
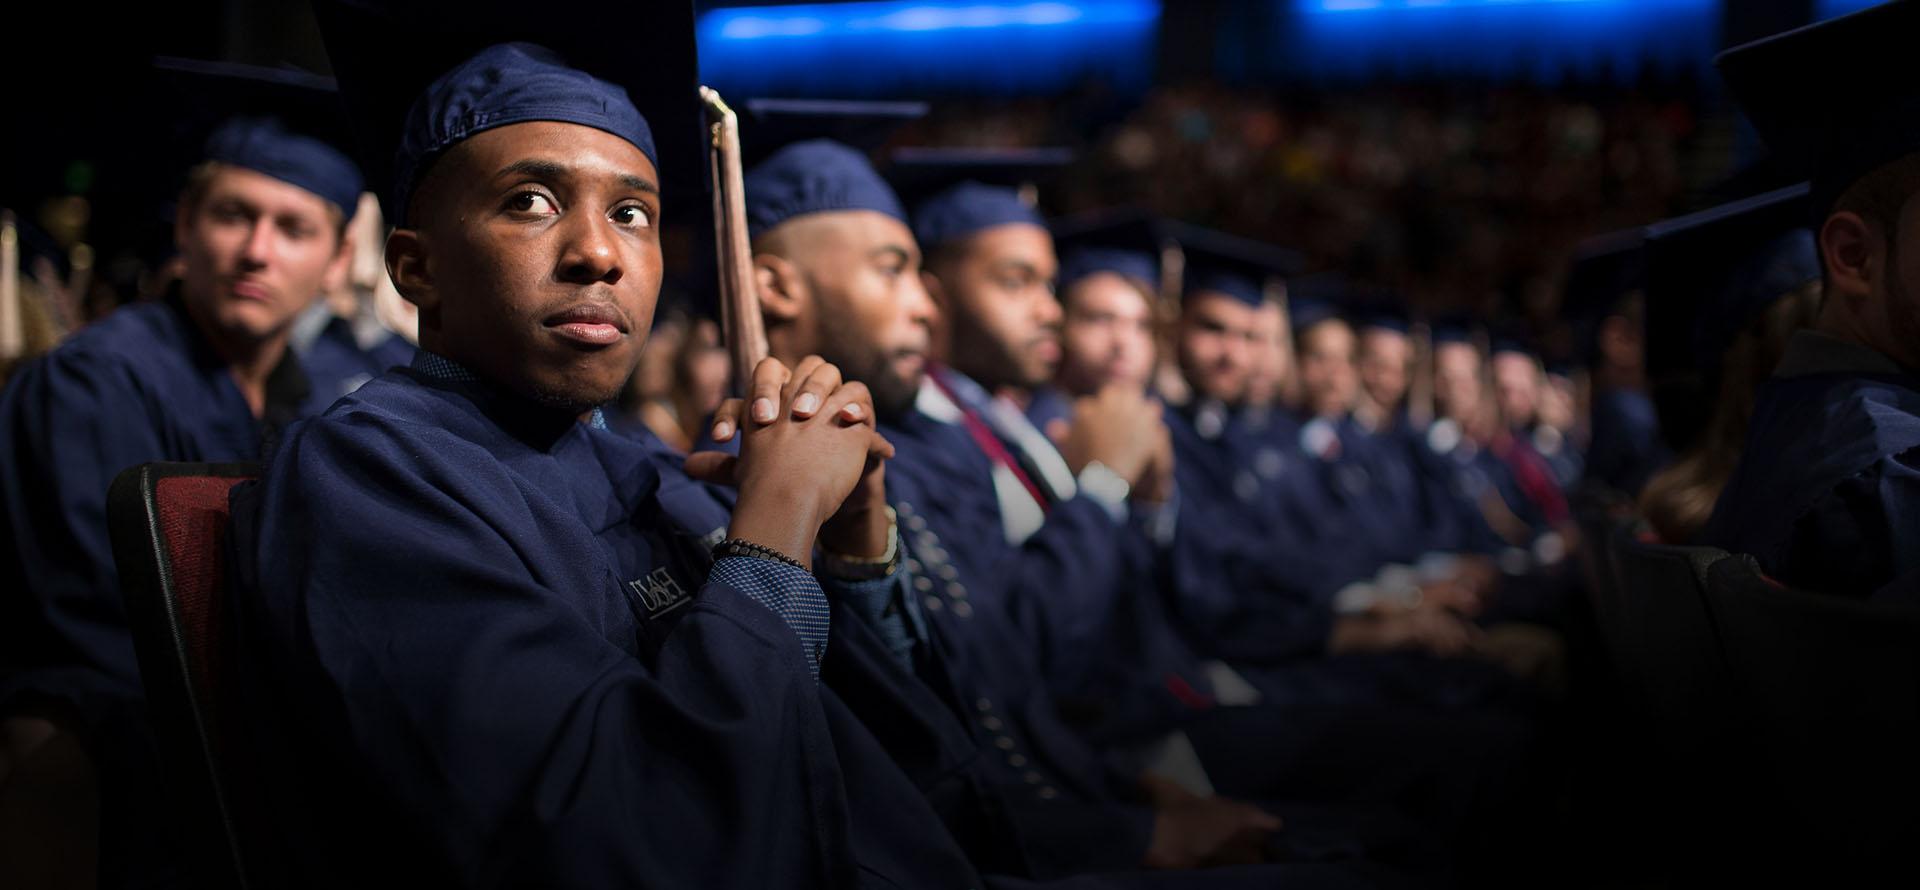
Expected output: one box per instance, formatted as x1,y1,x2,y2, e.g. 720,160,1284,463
1164,221,1303,309
1282,272,1352,334
737,101,929,241
1048,209,1165,294
152,57,365,215
312,0,702,228
741,98,927,167
1428,315,1482,347
888,147,1073,252
743,140,906,241
1643,183,1819,379
1718,0,1920,219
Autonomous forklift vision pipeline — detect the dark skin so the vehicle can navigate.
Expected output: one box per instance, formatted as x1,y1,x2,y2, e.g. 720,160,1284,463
385,121,889,566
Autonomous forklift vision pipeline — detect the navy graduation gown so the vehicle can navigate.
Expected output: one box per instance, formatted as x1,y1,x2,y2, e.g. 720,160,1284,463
1704,331,1920,597
292,307,417,407
0,295,316,726
1584,387,1667,497
228,362,982,888
1158,401,1359,664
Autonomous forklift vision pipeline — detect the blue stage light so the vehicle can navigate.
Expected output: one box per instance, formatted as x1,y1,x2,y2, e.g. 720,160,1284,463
699,1,1161,97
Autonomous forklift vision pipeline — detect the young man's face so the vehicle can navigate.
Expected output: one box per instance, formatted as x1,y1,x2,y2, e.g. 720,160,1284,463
1177,291,1260,405
176,164,348,345
766,210,934,421
930,223,1061,392
1491,351,1541,429
1433,341,1483,423
402,121,663,413
1356,327,1412,411
1057,271,1155,397
1297,319,1359,419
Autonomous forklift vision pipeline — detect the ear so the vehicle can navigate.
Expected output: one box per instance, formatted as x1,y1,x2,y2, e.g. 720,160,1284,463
385,228,437,315
322,227,356,297
753,252,808,324
1820,210,1878,308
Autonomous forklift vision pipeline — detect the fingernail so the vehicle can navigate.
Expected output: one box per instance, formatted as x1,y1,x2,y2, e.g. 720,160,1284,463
753,398,775,422
711,420,733,441
795,393,820,415
841,402,864,420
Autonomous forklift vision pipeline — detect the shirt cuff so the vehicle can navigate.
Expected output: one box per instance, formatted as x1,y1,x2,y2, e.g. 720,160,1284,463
709,556,830,678
824,559,925,671
1076,461,1131,525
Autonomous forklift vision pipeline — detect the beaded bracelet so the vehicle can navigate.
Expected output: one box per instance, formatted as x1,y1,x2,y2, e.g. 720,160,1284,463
713,538,808,572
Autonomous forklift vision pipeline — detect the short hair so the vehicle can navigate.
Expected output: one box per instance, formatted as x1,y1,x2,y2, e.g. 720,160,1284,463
1831,151,1920,241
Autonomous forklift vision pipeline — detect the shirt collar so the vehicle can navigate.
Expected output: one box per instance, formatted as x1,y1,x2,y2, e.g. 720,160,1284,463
409,350,608,429
1774,329,1910,379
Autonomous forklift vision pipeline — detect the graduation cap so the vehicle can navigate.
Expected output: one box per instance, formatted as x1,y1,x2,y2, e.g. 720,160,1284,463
1718,0,1920,219
1560,226,1646,367
1487,325,1538,360
885,146,1074,251
149,57,364,216
740,98,927,168
1642,183,1817,451
310,0,702,227
1161,220,1304,309
1428,314,1483,347
1346,285,1412,336
1282,271,1352,334
1644,183,1818,378
1048,209,1166,295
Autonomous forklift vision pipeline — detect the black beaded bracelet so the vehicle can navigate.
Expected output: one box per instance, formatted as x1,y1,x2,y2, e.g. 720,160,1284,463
713,538,809,572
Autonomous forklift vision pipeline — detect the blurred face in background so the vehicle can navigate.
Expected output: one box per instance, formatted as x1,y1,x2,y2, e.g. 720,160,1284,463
1057,271,1156,396
1178,291,1261,405
1356,327,1412,411
677,318,731,420
1433,340,1484,424
1296,318,1360,419
1243,300,1288,407
1538,370,1576,433
177,163,350,349
1491,350,1542,429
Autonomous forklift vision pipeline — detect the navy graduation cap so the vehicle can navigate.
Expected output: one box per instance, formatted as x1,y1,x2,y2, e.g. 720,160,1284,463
1048,209,1166,294
311,0,702,228
1282,271,1351,333
740,98,927,167
1162,220,1304,308
1643,183,1818,378
1348,287,1412,336
739,101,929,240
150,57,365,216
1718,0,1920,218
1428,314,1482,347
1561,226,1646,368
886,146,1073,251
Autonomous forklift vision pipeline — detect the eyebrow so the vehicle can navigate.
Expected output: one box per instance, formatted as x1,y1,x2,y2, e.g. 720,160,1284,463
871,245,914,265
495,159,659,195
990,259,1045,279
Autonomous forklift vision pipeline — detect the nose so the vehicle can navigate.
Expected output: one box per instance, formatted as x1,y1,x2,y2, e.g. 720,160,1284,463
556,213,623,286
904,272,937,330
239,217,275,268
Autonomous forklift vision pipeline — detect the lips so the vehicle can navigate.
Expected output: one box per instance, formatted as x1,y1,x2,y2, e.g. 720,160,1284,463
544,301,630,347
229,278,271,302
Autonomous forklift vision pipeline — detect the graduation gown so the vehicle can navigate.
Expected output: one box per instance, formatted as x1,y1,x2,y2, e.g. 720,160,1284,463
0,293,319,728
1704,331,1920,597
1584,387,1667,498
227,356,982,888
